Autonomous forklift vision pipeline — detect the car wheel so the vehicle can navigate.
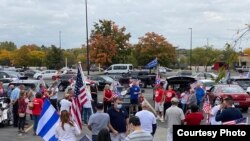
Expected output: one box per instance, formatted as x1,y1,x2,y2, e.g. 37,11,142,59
37,76,42,80
242,107,249,113
58,84,65,92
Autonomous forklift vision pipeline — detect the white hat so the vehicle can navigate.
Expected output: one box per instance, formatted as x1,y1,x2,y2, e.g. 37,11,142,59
171,97,179,103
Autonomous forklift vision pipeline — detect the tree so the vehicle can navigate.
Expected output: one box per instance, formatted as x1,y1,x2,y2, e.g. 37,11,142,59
243,48,250,56
28,50,46,66
89,34,117,66
0,41,17,51
191,46,222,71
63,51,76,67
0,50,13,66
90,19,131,65
45,45,64,69
134,32,176,67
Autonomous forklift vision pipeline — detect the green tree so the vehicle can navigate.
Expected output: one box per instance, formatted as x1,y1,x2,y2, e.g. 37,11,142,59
63,51,76,67
0,50,13,66
0,41,17,51
45,45,64,69
192,45,222,71
28,50,46,66
134,32,176,67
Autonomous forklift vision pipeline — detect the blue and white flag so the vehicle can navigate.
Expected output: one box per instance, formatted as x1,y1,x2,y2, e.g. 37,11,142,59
36,99,60,141
145,58,158,68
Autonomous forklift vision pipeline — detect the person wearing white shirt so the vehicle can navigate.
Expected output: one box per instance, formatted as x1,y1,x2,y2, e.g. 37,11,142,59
55,110,81,141
60,94,72,113
210,97,223,125
49,81,59,111
135,101,157,136
83,85,93,124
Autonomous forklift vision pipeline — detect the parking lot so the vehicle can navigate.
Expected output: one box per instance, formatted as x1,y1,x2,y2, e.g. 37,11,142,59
1,72,250,141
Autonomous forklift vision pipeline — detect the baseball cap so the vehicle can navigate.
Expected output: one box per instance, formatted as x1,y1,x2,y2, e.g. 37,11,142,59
171,97,179,103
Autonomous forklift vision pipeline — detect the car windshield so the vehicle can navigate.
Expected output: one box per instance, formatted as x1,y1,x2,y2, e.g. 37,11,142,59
221,86,245,93
203,81,216,87
5,71,22,77
102,76,114,82
235,79,250,88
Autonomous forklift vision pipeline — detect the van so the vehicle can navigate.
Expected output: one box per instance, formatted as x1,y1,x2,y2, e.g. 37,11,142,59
104,64,133,74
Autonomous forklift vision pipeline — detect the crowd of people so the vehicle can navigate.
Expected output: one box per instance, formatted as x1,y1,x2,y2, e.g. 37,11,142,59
0,78,247,141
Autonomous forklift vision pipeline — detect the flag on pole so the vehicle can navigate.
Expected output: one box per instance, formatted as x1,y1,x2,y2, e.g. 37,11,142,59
155,68,160,85
36,99,59,141
222,117,248,125
145,58,158,68
71,67,87,130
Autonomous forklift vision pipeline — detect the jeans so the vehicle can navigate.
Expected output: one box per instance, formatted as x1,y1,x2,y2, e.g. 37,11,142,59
83,108,92,124
33,115,40,133
18,116,25,131
163,102,171,118
92,135,97,141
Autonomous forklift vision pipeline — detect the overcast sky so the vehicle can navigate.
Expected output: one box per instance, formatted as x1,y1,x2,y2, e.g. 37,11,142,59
0,0,250,50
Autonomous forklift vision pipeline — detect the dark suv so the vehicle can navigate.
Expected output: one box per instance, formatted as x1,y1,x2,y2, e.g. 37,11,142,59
58,74,76,91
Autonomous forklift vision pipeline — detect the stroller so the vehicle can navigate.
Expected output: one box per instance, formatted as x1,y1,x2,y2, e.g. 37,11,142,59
0,97,11,127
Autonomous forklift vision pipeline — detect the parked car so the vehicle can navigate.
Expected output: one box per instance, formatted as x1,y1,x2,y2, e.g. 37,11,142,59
153,76,197,100
104,64,133,74
197,79,216,91
33,70,58,79
108,74,130,88
207,84,250,112
128,70,156,88
90,66,104,72
58,74,76,92
176,70,193,76
9,80,47,91
89,75,118,91
193,72,218,80
24,69,41,78
221,77,250,91
0,70,27,81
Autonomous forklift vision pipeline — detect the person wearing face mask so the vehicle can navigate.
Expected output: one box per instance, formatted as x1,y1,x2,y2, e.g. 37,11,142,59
209,97,223,125
107,97,128,141
215,96,243,123
125,116,153,141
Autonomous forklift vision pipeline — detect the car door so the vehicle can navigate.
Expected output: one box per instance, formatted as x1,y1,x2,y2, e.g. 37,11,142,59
42,70,50,79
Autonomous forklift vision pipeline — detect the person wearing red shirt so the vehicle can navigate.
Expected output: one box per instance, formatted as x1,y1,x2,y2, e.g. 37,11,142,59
163,86,176,118
184,105,204,125
32,92,44,135
154,83,164,122
103,84,113,113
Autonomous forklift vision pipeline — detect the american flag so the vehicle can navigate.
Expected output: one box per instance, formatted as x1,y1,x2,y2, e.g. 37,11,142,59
71,67,87,130
222,117,248,125
112,82,120,99
202,99,211,114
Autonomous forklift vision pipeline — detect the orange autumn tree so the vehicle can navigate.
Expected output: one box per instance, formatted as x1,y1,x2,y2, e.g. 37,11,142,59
89,19,130,67
89,34,117,66
134,32,176,67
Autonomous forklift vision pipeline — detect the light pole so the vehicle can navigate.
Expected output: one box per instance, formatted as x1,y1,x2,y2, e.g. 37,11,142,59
188,28,192,70
59,31,61,48
85,0,90,75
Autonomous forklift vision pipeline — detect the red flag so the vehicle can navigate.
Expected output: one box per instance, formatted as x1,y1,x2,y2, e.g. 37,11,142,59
70,67,87,130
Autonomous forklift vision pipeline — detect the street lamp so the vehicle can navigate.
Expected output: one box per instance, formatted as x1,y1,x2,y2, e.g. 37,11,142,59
188,28,192,70
85,0,90,75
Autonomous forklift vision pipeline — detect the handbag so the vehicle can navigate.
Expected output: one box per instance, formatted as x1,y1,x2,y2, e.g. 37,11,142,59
28,102,34,110
19,113,25,117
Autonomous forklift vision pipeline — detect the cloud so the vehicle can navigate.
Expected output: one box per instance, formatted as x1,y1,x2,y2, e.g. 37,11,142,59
0,0,250,49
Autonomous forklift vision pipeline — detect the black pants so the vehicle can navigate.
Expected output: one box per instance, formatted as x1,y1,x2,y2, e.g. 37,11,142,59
50,99,58,111
91,97,97,113
13,102,19,127
163,102,172,118
18,116,25,130
92,135,97,141
103,101,111,113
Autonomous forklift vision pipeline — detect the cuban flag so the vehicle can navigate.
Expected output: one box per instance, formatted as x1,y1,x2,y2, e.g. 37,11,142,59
145,58,158,69
36,99,60,141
